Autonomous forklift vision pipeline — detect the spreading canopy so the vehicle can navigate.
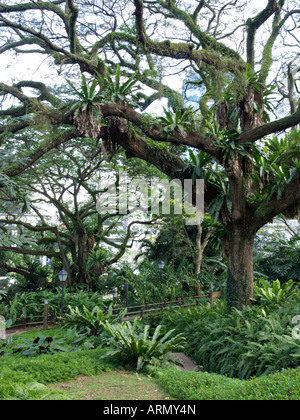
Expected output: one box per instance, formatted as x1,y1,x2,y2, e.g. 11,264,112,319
0,0,299,307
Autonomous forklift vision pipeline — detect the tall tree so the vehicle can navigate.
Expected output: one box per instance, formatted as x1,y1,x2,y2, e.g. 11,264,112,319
0,140,159,286
0,0,299,309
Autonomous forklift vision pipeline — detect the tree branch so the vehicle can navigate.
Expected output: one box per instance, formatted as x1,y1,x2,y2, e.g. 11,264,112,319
239,106,300,144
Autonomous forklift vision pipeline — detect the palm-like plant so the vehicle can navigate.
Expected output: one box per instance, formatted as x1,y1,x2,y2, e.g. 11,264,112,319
103,319,185,371
96,64,139,106
157,106,193,136
254,279,299,306
63,304,127,336
66,73,102,118
66,73,103,138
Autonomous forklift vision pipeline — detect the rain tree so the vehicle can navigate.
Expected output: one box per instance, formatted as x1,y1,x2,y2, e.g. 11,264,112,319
0,0,299,309
0,139,160,286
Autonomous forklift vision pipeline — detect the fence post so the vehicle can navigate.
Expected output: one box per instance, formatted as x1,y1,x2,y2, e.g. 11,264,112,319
210,290,222,304
43,300,49,330
125,282,129,309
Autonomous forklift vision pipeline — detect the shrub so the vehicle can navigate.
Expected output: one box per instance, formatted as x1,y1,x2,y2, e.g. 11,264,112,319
1,289,107,326
156,298,300,379
253,278,300,307
103,319,185,371
151,365,300,400
62,304,127,336
4,334,68,357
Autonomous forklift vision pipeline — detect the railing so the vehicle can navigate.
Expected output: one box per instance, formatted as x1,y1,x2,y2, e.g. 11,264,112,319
6,312,57,332
5,290,222,332
111,294,212,320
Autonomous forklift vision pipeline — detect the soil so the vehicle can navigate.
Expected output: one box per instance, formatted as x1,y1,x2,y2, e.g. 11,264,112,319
50,370,173,400
171,352,200,371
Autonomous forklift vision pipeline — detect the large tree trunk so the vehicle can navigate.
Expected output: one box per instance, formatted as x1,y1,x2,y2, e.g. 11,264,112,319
225,224,255,310
224,152,255,310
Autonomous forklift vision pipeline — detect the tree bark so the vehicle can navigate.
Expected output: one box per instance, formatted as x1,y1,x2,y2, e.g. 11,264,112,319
226,224,255,310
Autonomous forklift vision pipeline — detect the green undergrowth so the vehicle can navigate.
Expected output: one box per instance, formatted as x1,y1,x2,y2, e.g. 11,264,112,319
0,344,119,400
150,366,300,400
2,322,300,400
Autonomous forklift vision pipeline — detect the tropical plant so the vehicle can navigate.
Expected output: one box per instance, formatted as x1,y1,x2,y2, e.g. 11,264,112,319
181,149,212,184
254,232,300,284
214,128,256,162
103,319,185,371
253,279,300,306
0,290,7,302
66,73,103,139
62,304,127,336
156,301,300,379
157,106,194,136
66,73,102,120
206,173,231,223
6,334,67,357
96,64,140,106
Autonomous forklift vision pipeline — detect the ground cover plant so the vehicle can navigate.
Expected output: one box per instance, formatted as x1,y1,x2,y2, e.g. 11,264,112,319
147,279,300,379
150,365,300,400
50,371,172,401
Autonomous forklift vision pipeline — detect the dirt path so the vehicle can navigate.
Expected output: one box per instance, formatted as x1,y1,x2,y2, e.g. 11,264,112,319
171,353,200,371
50,370,173,400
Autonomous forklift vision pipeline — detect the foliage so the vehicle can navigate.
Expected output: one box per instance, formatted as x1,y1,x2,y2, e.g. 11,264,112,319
206,173,231,222
151,365,300,400
0,345,117,400
103,319,185,371
66,73,102,121
156,107,194,136
251,133,300,203
0,289,7,302
62,304,127,336
253,278,299,307
0,289,107,327
205,120,256,162
153,294,300,379
254,231,300,283
112,259,200,304
180,149,212,184
3,334,67,358
0,232,37,248
96,64,140,106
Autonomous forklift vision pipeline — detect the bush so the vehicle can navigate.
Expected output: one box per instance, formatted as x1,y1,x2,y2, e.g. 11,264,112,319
62,304,127,336
0,289,107,325
253,278,300,307
156,296,300,379
151,365,300,400
103,319,185,371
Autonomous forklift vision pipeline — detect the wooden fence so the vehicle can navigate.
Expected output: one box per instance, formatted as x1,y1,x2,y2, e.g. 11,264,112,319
112,294,210,320
5,290,222,332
